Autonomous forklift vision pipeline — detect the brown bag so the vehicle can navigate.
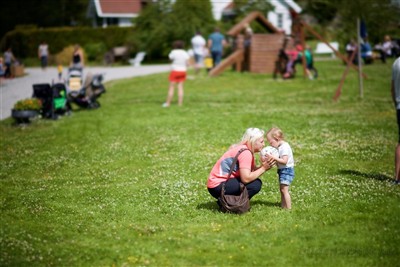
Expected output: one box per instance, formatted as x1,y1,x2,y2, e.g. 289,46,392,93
219,182,250,214
218,148,251,214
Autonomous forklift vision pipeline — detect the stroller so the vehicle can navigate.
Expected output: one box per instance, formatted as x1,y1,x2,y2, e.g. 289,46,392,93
32,83,71,119
66,67,106,109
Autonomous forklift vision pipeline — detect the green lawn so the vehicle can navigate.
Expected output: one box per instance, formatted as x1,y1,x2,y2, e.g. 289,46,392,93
1,59,399,267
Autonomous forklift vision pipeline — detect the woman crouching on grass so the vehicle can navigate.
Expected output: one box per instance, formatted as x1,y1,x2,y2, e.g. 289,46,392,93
207,128,276,208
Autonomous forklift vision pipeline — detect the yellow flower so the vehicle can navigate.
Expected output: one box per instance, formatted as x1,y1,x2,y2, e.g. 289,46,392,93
13,98,42,111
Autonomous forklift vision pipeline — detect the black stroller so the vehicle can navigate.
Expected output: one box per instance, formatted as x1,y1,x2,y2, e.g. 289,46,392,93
66,67,106,109
32,83,71,119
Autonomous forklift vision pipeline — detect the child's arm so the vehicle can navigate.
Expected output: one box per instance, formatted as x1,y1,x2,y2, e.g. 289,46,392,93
268,154,288,165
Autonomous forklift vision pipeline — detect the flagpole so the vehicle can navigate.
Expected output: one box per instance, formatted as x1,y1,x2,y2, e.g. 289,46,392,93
357,18,364,99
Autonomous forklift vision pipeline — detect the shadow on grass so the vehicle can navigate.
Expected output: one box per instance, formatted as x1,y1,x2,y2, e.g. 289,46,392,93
251,200,280,207
197,201,218,211
196,199,280,212
339,169,392,182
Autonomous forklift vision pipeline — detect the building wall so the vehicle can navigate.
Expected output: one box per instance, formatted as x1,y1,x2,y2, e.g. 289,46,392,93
250,33,285,73
268,4,293,35
118,18,134,27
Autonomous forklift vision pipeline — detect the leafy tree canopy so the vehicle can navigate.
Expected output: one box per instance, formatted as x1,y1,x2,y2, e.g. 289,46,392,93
134,0,215,59
233,0,273,19
220,0,273,32
0,0,90,38
336,0,400,44
299,0,400,44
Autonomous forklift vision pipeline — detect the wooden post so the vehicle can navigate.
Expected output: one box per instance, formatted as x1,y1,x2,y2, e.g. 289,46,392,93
299,22,308,78
333,48,357,101
236,35,244,72
357,18,364,99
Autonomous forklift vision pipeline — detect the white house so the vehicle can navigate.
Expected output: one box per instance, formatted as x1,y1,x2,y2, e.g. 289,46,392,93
219,0,302,35
210,0,232,20
267,0,302,35
87,0,148,28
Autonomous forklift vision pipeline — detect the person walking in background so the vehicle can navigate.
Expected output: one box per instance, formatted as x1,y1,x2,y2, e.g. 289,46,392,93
38,41,49,70
3,48,15,78
71,44,84,69
207,27,227,68
162,40,190,108
380,35,393,64
391,56,400,185
191,31,206,74
266,127,295,209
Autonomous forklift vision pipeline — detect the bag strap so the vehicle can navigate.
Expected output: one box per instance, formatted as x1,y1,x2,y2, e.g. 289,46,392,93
227,148,250,179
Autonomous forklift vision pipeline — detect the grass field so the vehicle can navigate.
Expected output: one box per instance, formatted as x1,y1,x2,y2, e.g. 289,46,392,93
1,59,399,267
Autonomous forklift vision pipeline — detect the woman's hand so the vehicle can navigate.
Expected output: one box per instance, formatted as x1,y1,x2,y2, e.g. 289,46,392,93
261,154,276,171
240,153,276,184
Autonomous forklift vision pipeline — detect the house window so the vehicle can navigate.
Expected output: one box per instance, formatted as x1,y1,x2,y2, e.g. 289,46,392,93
277,13,283,29
106,18,119,26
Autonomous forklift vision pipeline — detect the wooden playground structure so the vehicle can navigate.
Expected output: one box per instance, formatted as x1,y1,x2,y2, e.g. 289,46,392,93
209,11,284,77
209,11,367,88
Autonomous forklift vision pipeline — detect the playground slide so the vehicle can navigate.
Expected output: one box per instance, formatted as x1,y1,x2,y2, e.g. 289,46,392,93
209,49,244,77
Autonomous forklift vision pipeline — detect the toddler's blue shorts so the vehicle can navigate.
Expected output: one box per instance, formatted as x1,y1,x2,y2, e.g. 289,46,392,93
278,167,295,185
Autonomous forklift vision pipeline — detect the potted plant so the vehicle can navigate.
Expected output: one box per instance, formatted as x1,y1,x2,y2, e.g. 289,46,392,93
11,98,42,123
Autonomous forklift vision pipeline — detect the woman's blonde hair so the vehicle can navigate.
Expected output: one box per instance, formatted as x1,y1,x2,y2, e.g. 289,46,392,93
240,128,265,152
267,127,284,141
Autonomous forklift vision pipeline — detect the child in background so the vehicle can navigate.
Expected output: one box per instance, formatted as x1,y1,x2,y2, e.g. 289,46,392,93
204,48,213,73
162,40,190,107
57,64,63,81
266,127,295,209
304,46,317,80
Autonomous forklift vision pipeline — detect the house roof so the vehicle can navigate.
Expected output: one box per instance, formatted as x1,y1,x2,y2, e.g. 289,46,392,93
227,11,280,36
94,0,142,18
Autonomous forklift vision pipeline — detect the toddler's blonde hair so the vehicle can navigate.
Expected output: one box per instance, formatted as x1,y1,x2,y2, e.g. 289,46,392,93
267,127,284,141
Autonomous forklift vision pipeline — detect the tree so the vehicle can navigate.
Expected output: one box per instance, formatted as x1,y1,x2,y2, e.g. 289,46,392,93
220,0,273,32
134,0,215,59
232,0,273,19
133,0,174,59
300,0,338,27
169,0,215,43
336,0,400,44
298,0,400,44
1,0,90,39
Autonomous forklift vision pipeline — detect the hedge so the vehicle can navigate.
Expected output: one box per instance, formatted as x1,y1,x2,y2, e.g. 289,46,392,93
0,26,137,59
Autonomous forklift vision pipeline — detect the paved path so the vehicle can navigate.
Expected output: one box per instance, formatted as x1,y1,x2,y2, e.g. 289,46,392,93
0,65,170,120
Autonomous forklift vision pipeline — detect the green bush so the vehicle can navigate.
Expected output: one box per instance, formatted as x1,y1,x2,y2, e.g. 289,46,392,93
54,45,85,66
0,26,136,60
84,43,107,62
